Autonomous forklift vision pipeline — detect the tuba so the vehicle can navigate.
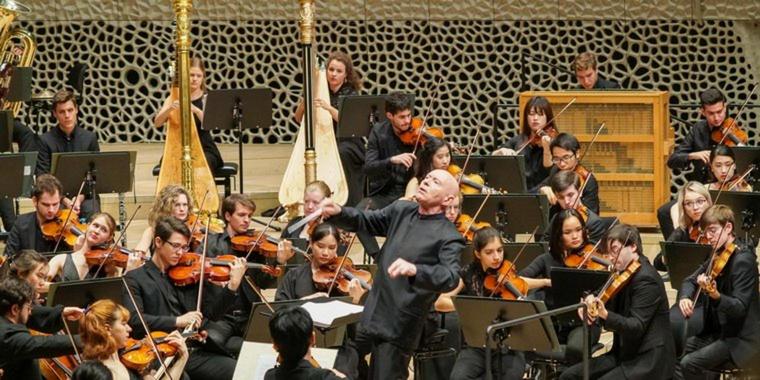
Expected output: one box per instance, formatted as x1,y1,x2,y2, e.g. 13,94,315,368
0,0,35,117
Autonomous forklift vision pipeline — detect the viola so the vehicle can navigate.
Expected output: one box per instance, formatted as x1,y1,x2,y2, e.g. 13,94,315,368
30,330,78,380
230,230,279,258
312,256,372,293
710,117,748,147
447,164,494,195
120,331,178,373
564,244,612,271
575,164,591,184
398,117,445,147
84,244,135,269
483,260,528,300
575,204,590,223
167,253,282,286
40,209,87,248
455,214,491,241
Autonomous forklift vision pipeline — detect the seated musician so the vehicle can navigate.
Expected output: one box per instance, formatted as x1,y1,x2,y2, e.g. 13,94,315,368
265,305,346,379
295,51,365,207
660,88,734,238
492,96,555,190
0,276,84,379
674,205,760,379
653,181,713,272
282,180,333,240
519,209,602,363
541,170,606,244
446,192,463,224
5,174,74,259
537,132,599,214
436,227,526,380
0,249,50,297
47,212,142,282
276,222,367,304
706,144,752,191
404,137,451,199
561,224,675,379
122,216,245,380
572,52,621,90
80,299,189,380
134,184,193,257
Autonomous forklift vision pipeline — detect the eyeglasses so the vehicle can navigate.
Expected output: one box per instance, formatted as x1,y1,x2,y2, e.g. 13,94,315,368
164,240,190,253
683,198,708,209
551,154,576,165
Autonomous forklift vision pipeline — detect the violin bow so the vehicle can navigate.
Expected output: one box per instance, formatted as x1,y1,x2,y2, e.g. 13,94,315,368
570,169,594,210
576,217,619,269
577,122,606,165
727,164,755,192
692,224,728,303
61,314,82,364
325,201,372,295
121,277,175,380
52,178,87,254
595,229,632,297
488,225,540,298
244,204,283,262
411,76,445,156
717,82,758,146
458,127,482,184
515,97,577,155
712,162,735,204
190,190,211,237
92,205,142,278
244,275,274,313
462,192,491,235
195,216,212,314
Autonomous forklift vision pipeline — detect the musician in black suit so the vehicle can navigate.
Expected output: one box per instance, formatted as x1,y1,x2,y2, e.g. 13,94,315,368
122,216,246,380
560,224,675,379
572,52,621,90
674,205,760,379
541,170,606,244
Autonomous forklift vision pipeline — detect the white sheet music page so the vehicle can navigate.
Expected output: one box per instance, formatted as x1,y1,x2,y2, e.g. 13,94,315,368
300,300,364,328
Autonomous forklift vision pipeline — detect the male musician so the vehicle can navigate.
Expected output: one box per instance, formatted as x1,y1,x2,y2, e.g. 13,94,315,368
572,52,621,90
320,169,465,379
561,224,675,379
0,277,84,379
537,132,599,214
4,174,69,258
123,216,246,380
660,88,731,238
674,205,760,379
541,170,606,244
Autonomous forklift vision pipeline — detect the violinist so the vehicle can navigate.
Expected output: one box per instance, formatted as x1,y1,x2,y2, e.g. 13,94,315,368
653,181,713,272
492,96,555,190
4,174,77,259
0,250,50,298
265,306,346,379
79,299,189,380
674,205,760,379
445,192,463,223
561,224,674,380
436,227,526,380
122,216,245,380
541,170,606,244
404,137,451,199
537,133,599,214
706,145,752,191
0,276,85,379
282,180,333,240
572,52,621,90
519,209,601,363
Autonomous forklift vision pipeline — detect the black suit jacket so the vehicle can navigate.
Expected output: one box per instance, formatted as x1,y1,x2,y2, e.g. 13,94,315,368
592,77,621,89
4,212,59,259
666,120,717,183
542,207,606,244
37,125,100,175
679,243,760,367
602,256,675,378
363,120,413,197
536,167,600,215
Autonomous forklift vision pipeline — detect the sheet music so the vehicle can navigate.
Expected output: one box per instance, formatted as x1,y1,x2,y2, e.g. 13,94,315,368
301,300,363,328
233,342,339,380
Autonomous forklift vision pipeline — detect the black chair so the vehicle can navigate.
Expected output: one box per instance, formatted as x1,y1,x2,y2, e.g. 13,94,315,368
152,162,238,198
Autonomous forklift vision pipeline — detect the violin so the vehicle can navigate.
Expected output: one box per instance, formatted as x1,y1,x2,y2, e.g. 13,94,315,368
40,209,87,248
688,225,709,244
704,242,736,292
230,230,279,257
483,260,528,300
564,244,612,271
447,164,494,195
528,125,559,147
713,164,755,192
455,214,491,241
84,244,134,269
398,117,445,147
575,164,591,185
186,213,224,249
312,256,372,294
575,204,590,223
587,259,642,319
120,331,178,373
711,117,748,147
167,253,282,286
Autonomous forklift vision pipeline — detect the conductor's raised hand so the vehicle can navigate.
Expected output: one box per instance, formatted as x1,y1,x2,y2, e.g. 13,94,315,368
318,198,342,218
388,258,417,278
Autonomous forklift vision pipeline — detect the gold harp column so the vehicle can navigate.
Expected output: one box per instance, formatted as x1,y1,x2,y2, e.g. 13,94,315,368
172,0,195,196
299,0,317,185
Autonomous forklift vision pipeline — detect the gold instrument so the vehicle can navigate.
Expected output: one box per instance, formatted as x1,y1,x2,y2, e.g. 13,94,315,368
158,0,219,212
0,0,35,117
279,0,348,208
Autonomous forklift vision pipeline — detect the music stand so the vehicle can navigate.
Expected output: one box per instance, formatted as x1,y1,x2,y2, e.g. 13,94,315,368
0,110,13,152
660,241,711,290
337,95,387,139
204,88,273,194
0,153,36,199
46,277,125,332
461,194,550,236
451,155,528,193
244,296,358,348
459,242,546,269
550,268,611,325
708,190,760,243
6,66,32,104
731,147,760,189
51,152,132,213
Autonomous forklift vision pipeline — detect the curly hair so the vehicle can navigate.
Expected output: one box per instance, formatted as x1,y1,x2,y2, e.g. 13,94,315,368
148,184,193,226
80,299,130,361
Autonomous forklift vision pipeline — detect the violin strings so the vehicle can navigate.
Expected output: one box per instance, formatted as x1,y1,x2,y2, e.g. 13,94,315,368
52,179,87,254
92,205,142,279
244,204,283,262
488,225,540,298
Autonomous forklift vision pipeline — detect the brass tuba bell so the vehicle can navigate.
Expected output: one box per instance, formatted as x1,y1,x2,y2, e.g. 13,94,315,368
0,0,35,117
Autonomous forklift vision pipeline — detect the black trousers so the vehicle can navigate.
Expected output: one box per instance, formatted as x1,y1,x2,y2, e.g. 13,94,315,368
366,339,413,380
0,199,15,231
185,348,237,380
450,347,525,380
339,138,366,207
674,335,731,380
559,354,621,380
658,199,677,240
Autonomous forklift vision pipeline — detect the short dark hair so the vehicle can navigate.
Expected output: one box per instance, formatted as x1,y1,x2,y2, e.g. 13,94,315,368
269,306,313,368
550,132,581,154
154,216,191,242
72,360,114,380
52,89,78,112
32,174,63,199
549,208,588,263
221,193,256,220
0,277,33,316
385,92,414,115
710,144,735,163
550,170,581,194
602,224,642,257
700,88,726,108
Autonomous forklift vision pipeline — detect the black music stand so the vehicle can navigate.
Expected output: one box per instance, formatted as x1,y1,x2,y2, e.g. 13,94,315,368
708,190,760,244
459,242,546,269
0,153,35,199
204,88,273,194
337,95,387,139
660,241,712,290
244,296,359,348
0,110,13,152
46,277,125,332
731,147,760,189
51,151,132,214
550,268,611,325
461,194,550,237
6,66,32,105
452,155,528,193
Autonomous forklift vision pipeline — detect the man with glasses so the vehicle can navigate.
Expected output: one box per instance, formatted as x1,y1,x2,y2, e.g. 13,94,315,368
122,216,246,380
537,132,599,215
541,170,606,244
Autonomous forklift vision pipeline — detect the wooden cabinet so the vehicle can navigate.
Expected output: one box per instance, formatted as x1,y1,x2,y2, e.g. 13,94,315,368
519,91,674,226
